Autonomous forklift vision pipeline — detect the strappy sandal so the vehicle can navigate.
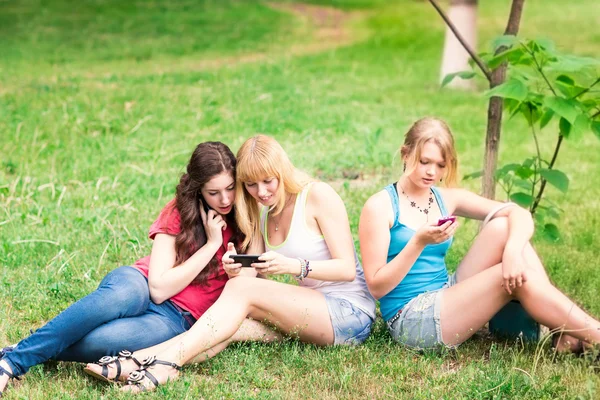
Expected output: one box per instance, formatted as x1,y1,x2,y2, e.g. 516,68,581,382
84,350,143,383
124,356,182,392
0,363,20,397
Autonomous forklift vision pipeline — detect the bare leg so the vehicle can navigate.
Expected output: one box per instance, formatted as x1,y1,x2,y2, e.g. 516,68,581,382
122,277,333,392
84,318,282,381
455,218,582,350
456,218,550,283
441,263,600,346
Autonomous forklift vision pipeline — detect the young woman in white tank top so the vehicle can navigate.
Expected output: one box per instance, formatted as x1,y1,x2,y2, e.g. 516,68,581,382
114,135,375,393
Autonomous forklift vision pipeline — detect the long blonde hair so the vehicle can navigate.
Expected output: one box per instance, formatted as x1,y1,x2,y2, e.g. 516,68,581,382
400,117,459,186
235,135,311,250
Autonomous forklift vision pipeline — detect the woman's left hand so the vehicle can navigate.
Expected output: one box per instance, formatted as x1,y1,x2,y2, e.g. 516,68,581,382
501,250,528,295
253,251,300,276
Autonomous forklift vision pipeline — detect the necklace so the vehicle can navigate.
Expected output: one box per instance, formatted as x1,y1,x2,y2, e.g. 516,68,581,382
399,183,434,217
270,195,294,232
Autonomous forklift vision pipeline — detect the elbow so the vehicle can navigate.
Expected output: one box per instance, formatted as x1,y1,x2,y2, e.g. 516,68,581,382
368,285,385,300
148,283,169,304
365,279,387,300
341,260,356,282
342,270,355,282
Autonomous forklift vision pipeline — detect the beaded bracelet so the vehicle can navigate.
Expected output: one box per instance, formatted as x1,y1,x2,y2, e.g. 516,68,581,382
295,258,307,281
303,259,311,279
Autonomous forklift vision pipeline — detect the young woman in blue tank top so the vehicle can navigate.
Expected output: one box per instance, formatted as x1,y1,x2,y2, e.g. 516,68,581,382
114,135,375,393
359,117,600,351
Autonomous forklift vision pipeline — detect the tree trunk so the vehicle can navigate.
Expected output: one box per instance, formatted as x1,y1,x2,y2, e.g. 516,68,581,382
440,0,478,90
481,0,525,199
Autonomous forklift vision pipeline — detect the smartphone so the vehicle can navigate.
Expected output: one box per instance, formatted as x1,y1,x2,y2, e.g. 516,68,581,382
230,254,264,267
199,195,212,214
437,216,457,226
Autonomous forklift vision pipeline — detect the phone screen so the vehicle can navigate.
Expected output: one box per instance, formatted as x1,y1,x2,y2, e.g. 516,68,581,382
231,254,263,267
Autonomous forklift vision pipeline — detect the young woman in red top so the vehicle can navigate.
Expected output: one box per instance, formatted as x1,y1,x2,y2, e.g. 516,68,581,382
0,141,242,394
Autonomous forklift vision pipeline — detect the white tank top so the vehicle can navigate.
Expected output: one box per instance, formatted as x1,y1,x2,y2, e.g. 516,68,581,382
260,184,375,319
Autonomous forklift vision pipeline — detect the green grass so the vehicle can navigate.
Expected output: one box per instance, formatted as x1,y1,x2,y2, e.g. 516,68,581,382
1,0,599,398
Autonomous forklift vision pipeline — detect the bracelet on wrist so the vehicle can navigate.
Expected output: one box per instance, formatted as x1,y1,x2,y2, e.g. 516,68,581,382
295,258,307,281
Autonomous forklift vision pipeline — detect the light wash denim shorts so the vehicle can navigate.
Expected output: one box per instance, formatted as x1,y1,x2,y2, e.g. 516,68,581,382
387,274,457,349
325,295,374,345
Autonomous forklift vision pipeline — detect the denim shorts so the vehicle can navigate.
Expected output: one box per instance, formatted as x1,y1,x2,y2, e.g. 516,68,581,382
387,274,456,349
325,295,374,345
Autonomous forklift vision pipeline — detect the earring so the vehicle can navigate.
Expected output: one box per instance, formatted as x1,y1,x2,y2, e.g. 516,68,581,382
403,163,406,172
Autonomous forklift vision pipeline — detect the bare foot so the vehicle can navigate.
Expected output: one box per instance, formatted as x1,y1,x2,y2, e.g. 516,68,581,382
121,360,181,393
553,333,584,354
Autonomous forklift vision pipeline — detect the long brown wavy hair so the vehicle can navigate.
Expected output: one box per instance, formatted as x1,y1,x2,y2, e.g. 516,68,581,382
171,141,241,285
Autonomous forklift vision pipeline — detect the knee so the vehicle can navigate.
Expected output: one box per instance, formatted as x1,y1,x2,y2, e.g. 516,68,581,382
515,268,548,296
220,276,259,306
483,217,509,242
97,267,149,312
222,276,253,295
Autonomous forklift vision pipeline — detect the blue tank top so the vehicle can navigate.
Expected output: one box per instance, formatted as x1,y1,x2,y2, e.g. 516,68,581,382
379,183,453,321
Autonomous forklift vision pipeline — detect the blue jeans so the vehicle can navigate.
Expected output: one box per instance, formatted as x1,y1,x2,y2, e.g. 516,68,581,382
4,266,194,376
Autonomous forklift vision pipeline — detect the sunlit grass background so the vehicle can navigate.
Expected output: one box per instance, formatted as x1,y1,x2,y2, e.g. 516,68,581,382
1,0,599,398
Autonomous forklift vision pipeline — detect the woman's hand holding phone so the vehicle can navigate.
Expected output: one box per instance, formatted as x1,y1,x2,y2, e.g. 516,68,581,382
200,200,226,248
414,217,459,246
222,243,243,277
253,251,300,276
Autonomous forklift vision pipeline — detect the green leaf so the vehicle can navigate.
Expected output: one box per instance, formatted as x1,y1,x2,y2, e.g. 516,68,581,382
559,117,571,137
521,102,541,125
540,169,569,193
487,47,527,69
496,163,520,176
463,170,483,180
570,113,590,140
548,55,600,73
515,165,534,180
522,157,536,169
441,71,476,88
539,109,554,129
591,121,600,140
491,35,519,51
485,79,528,101
510,192,534,207
533,38,556,52
513,178,532,191
542,223,560,242
555,75,575,86
543,96,579,123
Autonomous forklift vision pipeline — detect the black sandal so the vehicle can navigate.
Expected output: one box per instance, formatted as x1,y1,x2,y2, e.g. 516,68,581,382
0,363,20,397
124,356,182,392
84,350,143,383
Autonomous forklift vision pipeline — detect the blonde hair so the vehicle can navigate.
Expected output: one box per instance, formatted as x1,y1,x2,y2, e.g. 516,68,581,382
400,117,459,187
235,135,311,250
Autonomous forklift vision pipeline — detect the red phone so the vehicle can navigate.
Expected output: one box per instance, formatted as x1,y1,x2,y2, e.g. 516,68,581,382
437,216,456,226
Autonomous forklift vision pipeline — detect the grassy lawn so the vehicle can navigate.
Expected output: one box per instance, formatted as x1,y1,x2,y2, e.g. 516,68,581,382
1,0,599,398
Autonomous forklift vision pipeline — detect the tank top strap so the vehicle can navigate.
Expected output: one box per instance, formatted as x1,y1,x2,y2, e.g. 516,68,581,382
293,183,313,226
384,183,400,227
259,205,268,236
430,186,449,216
